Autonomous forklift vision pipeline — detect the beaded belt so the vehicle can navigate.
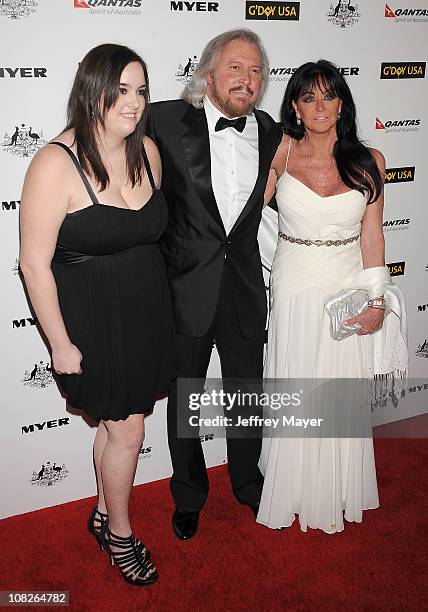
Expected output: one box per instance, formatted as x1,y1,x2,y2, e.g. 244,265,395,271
278,232,360,247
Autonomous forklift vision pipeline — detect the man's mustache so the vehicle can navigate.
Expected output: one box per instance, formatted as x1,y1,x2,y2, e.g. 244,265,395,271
230,86,254,96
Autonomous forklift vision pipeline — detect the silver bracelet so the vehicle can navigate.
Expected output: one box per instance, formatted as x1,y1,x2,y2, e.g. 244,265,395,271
368,297,386,310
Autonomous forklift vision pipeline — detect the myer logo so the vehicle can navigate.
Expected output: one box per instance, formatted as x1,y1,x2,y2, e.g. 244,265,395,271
22,418,70,434
385,3,428,21
380,62,426,79
387,261,405,276
383,218,410,232
338,66,360,76
13,317,37,329
0,67,47,78
170,1,219,10
2,200,21,211
418,303,428,312
384,166,415,183
245,1,300,20
376,116,421,133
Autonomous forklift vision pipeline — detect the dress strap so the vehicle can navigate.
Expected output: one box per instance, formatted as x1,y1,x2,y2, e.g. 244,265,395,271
49,142,100,205
141,141,156,192
284,136,292,173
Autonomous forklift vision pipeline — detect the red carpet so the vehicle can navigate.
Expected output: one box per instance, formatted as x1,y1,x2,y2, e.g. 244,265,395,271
1,439,427,611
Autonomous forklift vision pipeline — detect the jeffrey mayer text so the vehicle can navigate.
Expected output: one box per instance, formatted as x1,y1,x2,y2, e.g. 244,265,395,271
189,415,324,428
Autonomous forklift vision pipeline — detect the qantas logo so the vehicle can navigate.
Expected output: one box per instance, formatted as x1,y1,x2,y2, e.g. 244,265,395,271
385,3,394,16
385,3,428,19
376,116,421,133
73,0,142,9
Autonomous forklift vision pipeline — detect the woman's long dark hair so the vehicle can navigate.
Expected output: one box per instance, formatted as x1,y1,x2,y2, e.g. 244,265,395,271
65,44,150,190
280,60,383,204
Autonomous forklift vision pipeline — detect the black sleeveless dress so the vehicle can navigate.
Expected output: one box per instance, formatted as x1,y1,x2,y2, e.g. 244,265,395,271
50,142,176,421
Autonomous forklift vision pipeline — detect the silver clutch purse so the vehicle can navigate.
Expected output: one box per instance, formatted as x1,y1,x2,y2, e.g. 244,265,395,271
324,289,369,341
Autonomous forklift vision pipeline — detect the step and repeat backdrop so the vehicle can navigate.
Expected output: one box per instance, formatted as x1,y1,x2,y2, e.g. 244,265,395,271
1,0,427,519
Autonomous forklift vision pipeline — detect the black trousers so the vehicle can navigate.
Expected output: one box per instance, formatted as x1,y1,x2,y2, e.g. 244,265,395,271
167,262,264,511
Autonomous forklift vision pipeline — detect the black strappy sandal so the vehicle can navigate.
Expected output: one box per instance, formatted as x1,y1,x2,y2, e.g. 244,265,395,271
101,523,158,586
87,506,108,551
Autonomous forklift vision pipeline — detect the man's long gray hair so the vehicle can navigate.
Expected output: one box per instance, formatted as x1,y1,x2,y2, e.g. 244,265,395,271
181,29,269,109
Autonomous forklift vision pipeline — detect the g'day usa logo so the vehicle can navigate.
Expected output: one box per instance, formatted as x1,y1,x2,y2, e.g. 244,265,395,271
0,0,38,20
327,1,360,28
376,116,421,134
2,124,46,157
384,166,415,184
73,0,142,15
380,62,426,79
385,3,428,22
387,261,405,276
245,1,300,20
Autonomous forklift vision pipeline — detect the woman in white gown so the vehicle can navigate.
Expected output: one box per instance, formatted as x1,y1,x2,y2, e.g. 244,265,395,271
257,60,386,533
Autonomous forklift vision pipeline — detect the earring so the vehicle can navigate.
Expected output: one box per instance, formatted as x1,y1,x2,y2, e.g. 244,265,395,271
296,117,301,126
89,102,94,121
337,112,341,120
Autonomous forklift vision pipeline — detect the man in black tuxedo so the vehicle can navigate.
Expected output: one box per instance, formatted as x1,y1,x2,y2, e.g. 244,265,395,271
152,29,282,540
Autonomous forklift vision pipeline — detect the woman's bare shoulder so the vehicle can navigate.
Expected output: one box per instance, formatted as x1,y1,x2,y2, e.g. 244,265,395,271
368,147,386,172
272,133,296,173
24,130,77,185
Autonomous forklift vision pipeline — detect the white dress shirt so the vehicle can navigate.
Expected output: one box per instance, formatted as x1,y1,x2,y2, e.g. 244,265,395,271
203,95,259,235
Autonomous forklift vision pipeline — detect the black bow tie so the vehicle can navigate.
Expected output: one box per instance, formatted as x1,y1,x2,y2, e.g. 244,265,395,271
215,116,247,133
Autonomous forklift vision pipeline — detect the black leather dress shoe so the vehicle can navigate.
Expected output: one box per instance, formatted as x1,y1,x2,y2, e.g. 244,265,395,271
172,509,199,540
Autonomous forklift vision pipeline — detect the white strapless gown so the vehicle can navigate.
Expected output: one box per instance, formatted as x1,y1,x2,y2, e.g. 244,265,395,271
257,173,379,533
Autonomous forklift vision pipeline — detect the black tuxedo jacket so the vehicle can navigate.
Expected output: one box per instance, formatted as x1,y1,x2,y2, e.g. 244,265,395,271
151,99,282,338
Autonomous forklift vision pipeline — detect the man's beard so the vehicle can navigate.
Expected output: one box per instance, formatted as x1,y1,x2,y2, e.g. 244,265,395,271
210,83,257,118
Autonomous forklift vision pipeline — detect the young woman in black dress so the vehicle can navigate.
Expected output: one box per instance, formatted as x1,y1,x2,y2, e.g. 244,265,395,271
20,44,176,586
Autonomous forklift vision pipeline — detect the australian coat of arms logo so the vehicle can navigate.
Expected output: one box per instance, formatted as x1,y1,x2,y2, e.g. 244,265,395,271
0,0,38,20
175,55,199,83
12,258,20,276
30,461,69,487
2,123,46,157
416,339,428,359
327,0,360,28
22,360,54,389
